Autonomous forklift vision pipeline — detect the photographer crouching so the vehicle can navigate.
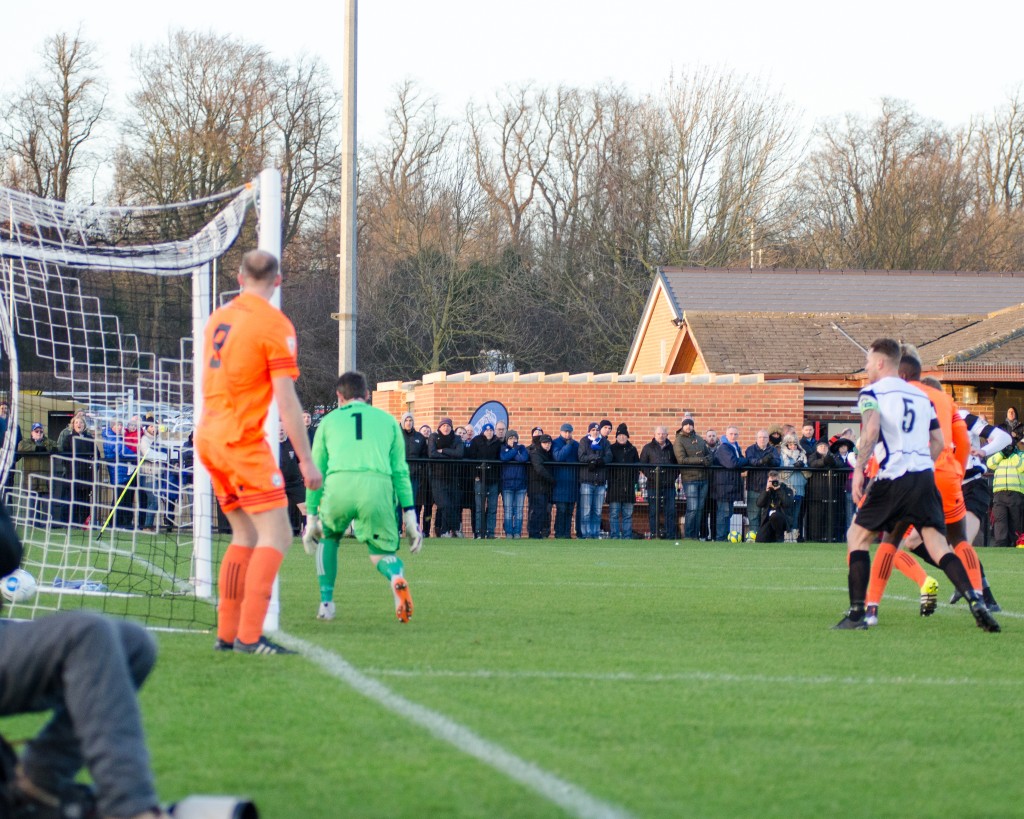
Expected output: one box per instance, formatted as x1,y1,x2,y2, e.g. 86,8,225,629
755,470,795,543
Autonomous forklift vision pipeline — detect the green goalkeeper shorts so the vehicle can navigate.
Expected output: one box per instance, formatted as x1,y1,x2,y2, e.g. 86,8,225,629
319,472,400,553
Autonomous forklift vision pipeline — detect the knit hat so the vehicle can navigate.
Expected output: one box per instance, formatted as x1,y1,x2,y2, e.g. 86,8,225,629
599,419,612,430
538,433,552,443
401,412,413,423
616,423,629,437
588,422,599,432
681,418,694,428
439,417,453,428
481,423,494,432
506,429,519,440
559,422,574,432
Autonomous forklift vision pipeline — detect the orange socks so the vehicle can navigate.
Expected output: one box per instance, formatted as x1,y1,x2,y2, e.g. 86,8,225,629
866,542,897,605
217,544,253,643
953,541,983,592
894,550,927,587
867,544,929,605
237,547,285,644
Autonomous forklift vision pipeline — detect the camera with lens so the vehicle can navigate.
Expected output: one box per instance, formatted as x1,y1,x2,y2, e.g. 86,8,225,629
769,479,780,489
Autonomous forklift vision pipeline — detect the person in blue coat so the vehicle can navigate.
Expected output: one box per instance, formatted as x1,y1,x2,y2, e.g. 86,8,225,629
551,423,579,539
713,426,749,541
499,430,530,537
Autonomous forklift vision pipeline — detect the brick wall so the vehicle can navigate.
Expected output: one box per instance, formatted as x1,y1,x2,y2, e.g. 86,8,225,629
373,379,805,442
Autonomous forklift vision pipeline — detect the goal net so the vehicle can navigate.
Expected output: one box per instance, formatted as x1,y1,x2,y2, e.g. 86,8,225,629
0,171,280,632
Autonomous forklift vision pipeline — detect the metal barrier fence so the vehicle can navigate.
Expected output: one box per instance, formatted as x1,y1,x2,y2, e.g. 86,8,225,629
405,458,1001,544
7,452,1001,545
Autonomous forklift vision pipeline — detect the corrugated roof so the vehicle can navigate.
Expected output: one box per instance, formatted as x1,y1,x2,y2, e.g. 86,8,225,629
660,268,1024,316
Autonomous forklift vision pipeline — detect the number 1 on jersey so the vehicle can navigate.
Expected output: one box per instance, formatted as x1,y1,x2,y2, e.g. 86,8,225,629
353,412,363,440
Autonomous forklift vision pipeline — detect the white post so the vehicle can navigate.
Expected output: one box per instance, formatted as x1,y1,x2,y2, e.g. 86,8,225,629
258,168,284,632
338,0,358,372
192,263,214,598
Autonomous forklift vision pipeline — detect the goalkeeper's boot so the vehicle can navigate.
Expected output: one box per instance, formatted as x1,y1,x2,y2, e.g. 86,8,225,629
317,601,336,621
832,609,868,630
233,636,298,655
967,593,1001,633
213,638,234,651
983,586,1002,613
919,576,939,617
864,604,879,627
391,576,413,623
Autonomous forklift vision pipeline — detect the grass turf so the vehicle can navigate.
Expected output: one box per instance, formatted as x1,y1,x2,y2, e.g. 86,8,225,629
4,538,1023,817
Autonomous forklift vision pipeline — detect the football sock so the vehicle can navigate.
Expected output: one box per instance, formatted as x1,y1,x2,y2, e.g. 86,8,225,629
894,550,928,587
938,553,973,599
237,547,284,644
375,553,405,581
217,544,253,643
848,550,870,615
866,542,897,605
953,541,983,592
317,537,339,604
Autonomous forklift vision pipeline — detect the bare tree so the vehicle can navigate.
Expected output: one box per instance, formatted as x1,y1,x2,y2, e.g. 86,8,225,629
1,30,106,201
271,56,341,246
788,99,975,270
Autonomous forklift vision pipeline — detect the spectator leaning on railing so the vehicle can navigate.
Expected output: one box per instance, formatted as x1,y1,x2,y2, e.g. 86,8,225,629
608,423,639,540
674,417,712,541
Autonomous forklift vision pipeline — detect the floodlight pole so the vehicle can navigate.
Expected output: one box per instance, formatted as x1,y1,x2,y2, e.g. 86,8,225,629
337,0,358,373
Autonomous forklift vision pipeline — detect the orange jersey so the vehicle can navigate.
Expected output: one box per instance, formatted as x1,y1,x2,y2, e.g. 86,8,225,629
197,291,299,447
911,380,967,479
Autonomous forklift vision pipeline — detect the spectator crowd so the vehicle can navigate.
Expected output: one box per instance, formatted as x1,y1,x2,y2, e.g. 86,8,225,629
391,411,1024,546
3,402,1021,546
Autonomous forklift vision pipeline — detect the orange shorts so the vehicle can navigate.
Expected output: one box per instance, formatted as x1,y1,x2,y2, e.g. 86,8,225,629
196,438,287,514
935,468,967,525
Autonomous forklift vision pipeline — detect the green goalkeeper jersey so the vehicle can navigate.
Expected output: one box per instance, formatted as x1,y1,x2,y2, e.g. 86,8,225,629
305,401,414,515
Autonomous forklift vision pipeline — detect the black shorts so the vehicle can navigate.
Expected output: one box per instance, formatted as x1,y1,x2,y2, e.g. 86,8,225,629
854,470,946,535
963,479,992,522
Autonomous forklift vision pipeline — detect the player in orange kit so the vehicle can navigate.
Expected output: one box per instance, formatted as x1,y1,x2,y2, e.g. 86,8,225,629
194,249,322,654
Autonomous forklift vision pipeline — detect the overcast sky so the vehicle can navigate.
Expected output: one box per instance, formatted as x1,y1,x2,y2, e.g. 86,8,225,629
4,0,1023,147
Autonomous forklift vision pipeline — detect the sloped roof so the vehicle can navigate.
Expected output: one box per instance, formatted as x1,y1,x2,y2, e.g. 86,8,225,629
916,304,1024,366
684,312,981,375
659,268,1024,316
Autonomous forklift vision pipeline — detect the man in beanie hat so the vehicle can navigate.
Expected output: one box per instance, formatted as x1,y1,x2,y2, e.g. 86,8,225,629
552,423,579,539
499,430,529,537
577,422,611,538
608,423,639,539
674,417,713,540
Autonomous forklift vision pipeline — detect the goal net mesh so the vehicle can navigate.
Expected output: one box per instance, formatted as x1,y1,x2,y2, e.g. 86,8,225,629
0,179,263,631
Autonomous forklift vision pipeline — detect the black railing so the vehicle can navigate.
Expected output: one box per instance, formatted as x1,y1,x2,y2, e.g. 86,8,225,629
405,458,1001,544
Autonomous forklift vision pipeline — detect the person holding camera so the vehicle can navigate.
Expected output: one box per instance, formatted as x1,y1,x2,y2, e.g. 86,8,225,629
744,429,781,539
755,470,795,543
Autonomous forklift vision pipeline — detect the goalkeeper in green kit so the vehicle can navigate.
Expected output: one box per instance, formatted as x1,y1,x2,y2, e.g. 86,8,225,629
302,371,423,622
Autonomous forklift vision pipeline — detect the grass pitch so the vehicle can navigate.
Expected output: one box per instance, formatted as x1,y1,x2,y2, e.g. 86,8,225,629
4,538,1023,817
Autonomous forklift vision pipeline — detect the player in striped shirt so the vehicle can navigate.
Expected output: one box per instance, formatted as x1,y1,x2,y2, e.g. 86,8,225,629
834,338,999,631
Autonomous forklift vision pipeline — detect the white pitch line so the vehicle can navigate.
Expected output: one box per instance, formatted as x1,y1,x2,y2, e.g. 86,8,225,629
360,666,1024,688
278,633,635,819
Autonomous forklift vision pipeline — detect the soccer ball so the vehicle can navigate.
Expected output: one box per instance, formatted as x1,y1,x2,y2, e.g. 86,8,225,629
727,531,742,543
2,569,38,603
746,531,757,542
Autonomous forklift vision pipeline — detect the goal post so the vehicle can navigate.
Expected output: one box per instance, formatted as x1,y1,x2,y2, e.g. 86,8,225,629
0,170,284,633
